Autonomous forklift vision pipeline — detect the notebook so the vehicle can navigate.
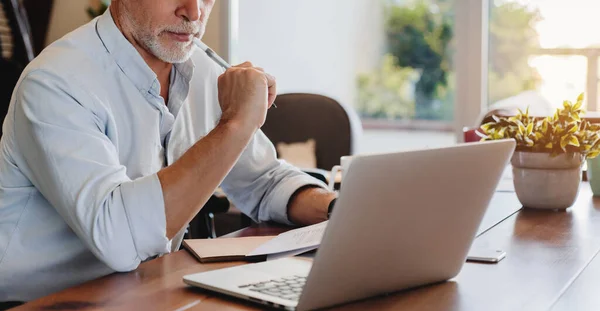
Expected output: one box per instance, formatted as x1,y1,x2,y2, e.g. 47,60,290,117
183,236,276,263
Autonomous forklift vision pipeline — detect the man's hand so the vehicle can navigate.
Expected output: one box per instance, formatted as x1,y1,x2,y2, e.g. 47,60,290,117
217,62,277,132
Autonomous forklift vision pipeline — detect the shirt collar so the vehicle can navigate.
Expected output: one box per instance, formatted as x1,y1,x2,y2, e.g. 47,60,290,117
95,9,195,97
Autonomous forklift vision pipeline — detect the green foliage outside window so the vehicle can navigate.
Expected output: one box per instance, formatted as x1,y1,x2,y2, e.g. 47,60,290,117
357,54,420,119
386,0,452,120
488,2,541,104
357,0,542,121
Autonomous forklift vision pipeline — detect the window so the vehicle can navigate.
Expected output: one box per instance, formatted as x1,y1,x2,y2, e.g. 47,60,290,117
488,0,600,114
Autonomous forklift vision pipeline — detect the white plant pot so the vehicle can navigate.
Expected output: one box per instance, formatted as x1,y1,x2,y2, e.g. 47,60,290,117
511,151,583,210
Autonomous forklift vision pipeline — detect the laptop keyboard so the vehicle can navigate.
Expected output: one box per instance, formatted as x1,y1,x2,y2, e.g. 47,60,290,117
238,275,306,301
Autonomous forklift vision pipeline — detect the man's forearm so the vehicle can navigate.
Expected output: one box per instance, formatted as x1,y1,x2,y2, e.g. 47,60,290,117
158,120,255,239
287,187,337,225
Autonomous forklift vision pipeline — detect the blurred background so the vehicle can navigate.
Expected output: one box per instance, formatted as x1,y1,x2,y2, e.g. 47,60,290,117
3,0,599,154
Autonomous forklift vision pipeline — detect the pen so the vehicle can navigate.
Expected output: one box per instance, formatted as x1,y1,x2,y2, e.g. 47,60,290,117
193,38,277,108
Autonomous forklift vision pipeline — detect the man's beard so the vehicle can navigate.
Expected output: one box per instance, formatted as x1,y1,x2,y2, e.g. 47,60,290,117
136,22,204,64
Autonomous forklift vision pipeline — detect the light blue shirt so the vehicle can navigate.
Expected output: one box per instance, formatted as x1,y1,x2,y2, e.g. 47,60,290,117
0,10,325,301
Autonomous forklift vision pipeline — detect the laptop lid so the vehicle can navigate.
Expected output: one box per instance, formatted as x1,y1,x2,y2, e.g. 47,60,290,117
296,140,515,310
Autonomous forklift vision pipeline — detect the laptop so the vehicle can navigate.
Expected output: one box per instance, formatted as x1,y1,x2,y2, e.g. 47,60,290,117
183,140,515,310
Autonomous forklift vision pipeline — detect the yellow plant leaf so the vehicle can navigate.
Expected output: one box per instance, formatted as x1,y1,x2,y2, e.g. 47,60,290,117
480,123,493,132
517,108,524,117
525,138,534,146
588,151,600,159
568,135,580,147
560,136,569,150
516,133,523,141
541,121,548,133
526,122,533,136
568,123,578,133
554,124,563,134
545,142,553,149
535,132,544,140
497,127,506,137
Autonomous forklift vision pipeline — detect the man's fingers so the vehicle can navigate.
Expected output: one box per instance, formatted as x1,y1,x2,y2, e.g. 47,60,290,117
264,72,276,88
228,62,277,106
268,94,278,108
234,61,254,68
265,73,277,107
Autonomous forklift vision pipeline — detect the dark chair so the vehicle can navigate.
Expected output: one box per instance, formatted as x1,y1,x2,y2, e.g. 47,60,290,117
186,194,232,239
262,93,363,171
21,0,54,55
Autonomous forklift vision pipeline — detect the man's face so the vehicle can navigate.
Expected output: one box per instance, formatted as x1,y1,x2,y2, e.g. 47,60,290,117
118,0,215,63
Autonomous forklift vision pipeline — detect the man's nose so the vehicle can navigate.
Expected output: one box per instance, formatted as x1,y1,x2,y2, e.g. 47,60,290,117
176,0,202,22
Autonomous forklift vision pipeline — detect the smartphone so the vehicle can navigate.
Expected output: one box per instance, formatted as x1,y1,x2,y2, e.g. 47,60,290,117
466,249,506,263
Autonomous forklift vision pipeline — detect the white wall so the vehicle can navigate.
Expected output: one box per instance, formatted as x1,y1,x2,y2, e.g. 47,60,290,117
235,0,384,107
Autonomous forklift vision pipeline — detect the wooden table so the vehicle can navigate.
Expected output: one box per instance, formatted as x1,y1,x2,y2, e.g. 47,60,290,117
15,185,600,311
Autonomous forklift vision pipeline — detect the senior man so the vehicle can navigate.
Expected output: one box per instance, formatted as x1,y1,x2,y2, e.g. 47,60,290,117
0,0,336,303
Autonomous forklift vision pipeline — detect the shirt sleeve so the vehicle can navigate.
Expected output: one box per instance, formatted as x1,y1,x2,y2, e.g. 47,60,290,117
220,130,328,225
11,70,170,272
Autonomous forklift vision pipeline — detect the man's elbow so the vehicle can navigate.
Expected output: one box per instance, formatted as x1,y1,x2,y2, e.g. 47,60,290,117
90,232,143,272
86,197,159,272
97,249,142,272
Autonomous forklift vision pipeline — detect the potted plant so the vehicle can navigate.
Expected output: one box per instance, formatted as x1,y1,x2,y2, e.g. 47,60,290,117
480,93,600,209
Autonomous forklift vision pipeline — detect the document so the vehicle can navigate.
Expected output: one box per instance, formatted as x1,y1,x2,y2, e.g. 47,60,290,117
247,221,328,257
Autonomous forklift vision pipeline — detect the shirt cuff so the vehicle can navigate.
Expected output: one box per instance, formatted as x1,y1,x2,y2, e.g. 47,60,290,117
265,174,328,226
120,174,170,260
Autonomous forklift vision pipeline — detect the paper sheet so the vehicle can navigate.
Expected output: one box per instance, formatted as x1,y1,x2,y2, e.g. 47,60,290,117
247,221,328,256
266,246,317,261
